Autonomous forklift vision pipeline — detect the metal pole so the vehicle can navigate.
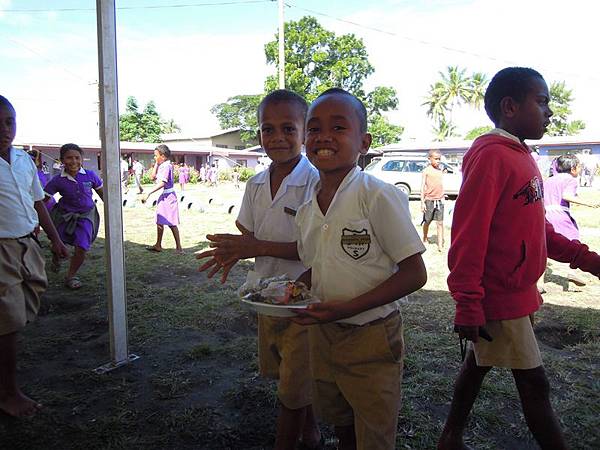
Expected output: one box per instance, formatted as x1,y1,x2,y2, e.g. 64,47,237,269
95,0,138,373
278,0,285,89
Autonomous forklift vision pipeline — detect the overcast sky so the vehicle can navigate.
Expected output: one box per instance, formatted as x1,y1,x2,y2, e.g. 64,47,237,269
1,0,598,144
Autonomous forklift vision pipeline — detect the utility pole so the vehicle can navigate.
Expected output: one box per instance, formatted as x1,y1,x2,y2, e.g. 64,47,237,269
278,0,285,89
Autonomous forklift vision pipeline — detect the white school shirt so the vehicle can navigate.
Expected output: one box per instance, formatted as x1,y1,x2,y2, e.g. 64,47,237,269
296,167,426,325
237,155,319,279
0,147,45,238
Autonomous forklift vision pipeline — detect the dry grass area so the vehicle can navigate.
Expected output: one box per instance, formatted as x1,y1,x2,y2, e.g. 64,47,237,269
0,182,598,449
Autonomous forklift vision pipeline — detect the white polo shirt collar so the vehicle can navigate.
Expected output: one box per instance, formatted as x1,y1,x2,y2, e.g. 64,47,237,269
60,167,87,182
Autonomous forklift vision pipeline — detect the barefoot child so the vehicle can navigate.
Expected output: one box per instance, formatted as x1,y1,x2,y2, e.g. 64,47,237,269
294,88,427,450
438,67,600,450
44,143,103,289
196,90,322,449
142,145,183,254
421,149,446,251
0,95,68,416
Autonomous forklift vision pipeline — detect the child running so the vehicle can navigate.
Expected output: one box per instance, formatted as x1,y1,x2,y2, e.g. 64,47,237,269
196,90,322,450
294,88,427,450
421,149,446,252
44,143,103,289
142,145,183,254
0,95,68,416
543,154,599,286
438,67,600,450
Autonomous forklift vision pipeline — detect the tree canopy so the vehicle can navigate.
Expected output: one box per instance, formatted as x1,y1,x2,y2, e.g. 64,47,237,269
119,96,180,143
546,81,585,136
212,16,403,147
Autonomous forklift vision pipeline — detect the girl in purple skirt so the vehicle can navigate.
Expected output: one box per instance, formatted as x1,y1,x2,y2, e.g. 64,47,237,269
142,145,183,254
45,143,103,289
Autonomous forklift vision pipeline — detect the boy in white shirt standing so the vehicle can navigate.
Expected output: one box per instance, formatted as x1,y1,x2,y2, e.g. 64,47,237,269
0,95,68,417
196,90,321,449
294,88,427,450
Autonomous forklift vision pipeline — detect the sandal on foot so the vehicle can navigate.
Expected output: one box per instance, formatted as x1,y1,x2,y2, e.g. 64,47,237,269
65,276,82,289
145,246,162,253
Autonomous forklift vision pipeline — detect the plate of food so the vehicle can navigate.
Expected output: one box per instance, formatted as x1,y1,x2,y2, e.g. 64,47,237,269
238,273,319,318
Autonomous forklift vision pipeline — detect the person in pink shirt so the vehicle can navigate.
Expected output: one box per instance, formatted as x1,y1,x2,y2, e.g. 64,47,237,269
543,154,599,286
421,149,446,252
438,67,600,450
141,145,183,254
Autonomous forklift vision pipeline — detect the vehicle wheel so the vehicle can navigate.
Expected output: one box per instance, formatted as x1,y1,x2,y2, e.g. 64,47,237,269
395,183,410,196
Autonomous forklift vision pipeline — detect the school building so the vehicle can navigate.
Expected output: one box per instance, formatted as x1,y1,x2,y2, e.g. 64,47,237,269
15,128,264,174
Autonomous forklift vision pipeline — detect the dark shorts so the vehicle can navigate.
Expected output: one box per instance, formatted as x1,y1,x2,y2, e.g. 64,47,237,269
422,199,444,224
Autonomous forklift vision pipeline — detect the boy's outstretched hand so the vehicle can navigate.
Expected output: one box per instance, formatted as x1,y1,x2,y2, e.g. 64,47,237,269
196,222,256,284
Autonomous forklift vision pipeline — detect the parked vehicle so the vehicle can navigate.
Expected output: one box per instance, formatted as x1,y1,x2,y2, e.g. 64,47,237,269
364,154,462,198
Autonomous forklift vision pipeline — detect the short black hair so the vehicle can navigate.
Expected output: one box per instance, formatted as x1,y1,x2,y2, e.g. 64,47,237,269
555,154,580,174
316,88,368,132
155,144,171,158
257,89,308,123
60,143,83,159
484,67,544,124
0,95,15,112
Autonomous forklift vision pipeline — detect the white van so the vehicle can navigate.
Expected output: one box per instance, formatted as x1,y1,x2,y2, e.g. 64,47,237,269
364,154,462,198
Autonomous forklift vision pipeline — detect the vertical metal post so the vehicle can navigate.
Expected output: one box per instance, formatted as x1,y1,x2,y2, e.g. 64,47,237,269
278,0,285,89
95,0,137,373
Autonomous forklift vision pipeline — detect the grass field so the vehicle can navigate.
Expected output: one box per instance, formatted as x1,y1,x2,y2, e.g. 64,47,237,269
1,182,599,450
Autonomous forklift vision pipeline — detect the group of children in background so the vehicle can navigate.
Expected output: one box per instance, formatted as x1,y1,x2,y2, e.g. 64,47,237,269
2,66,600,450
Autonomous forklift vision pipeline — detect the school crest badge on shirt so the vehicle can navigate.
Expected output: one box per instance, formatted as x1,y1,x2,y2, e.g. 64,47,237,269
340,228,371,260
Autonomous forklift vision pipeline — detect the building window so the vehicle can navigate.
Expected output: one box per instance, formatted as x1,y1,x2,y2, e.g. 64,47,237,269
235,145,245,150
216,144,228,149
236,159,247,167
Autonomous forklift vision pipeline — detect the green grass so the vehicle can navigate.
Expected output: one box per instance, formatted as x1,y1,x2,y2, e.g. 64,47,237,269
2,182,599,450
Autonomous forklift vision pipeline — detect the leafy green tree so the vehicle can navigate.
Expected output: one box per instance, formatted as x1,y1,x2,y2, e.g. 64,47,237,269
464,125,492,140
119,96,179,142
423,67,488,140
546,81,585,136
210,94,261,144
162,118,181,134
213,16,403,146
369,114,404,148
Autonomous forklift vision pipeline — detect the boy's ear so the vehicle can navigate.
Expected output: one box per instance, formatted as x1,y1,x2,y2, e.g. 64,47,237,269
499,96,519,118
256,129,262,147
359,133,373,155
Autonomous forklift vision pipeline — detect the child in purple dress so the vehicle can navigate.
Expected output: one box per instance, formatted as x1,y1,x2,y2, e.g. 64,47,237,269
45,143,103,289
141,145,183,254
32,149,56,212
178,163,189,191
544,154,599,286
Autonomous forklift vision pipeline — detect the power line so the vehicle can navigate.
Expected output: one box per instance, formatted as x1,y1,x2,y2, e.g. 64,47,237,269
284,2,600,82
0,0,274,13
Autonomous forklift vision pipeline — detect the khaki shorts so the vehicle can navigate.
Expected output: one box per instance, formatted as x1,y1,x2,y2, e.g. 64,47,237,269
258,314,312,410
309,311,404,450
0,236,47,335
472,314,542,370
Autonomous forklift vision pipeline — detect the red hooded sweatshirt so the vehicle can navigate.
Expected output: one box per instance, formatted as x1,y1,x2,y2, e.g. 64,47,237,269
448,133,600,326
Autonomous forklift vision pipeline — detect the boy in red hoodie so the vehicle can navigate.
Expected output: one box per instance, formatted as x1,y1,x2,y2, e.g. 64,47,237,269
438,67,600,450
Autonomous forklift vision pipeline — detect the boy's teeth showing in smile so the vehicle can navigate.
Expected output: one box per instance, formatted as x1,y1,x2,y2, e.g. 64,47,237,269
316,149,334,157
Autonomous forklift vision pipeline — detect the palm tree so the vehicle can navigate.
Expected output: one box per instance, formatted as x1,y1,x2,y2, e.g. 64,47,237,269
433,116,458,141
423,66,489,140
